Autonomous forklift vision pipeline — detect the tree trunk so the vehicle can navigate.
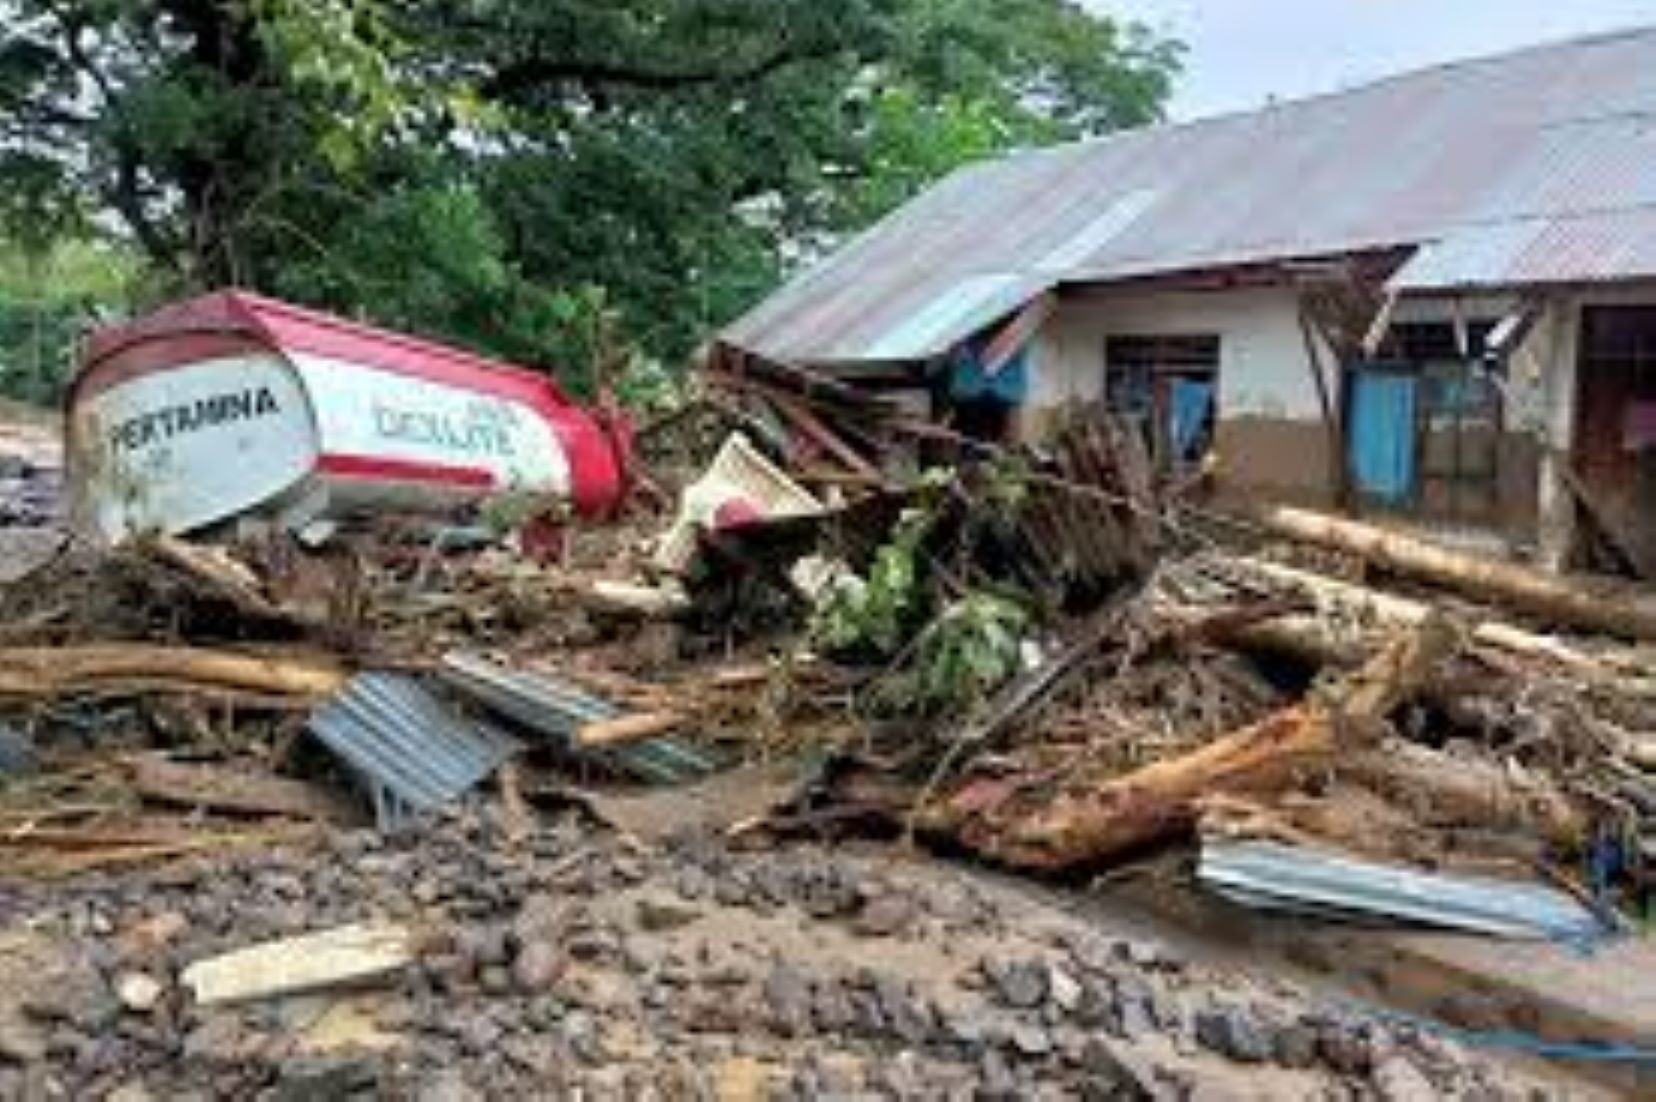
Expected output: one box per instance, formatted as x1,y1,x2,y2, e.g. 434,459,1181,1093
1254,505,1656,641
1338,740,1586,846
1222,557,1656,694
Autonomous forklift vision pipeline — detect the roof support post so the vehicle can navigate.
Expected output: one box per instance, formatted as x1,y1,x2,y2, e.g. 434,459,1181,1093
1295,299,1348,508
1533,297,1580,571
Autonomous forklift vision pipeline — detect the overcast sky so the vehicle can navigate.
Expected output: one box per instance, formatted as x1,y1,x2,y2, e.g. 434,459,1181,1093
1102,0,1656,119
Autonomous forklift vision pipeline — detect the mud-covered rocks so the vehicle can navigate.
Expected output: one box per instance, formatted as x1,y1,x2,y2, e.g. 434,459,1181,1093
0,814,1581,1100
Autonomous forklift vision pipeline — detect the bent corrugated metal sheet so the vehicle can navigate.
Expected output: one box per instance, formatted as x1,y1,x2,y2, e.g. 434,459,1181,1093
439,653,718,785
1199,838,1607,942
309,672,519,830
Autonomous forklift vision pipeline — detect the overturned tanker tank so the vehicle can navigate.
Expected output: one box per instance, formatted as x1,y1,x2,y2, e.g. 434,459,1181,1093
66,290,630,541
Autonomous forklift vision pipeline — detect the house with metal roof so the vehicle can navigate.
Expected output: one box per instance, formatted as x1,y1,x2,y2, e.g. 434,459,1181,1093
714,28,1656,574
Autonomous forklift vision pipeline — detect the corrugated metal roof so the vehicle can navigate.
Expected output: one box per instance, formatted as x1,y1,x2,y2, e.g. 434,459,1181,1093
1391,207,1656,291
725,28,1656,365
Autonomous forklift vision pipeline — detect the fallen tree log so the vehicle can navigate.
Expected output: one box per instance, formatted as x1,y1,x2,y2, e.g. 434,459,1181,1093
0,645,347,701
1254,504,1656,642
1220,558,1656,696
931,620,1455,870
1337,740,1587,847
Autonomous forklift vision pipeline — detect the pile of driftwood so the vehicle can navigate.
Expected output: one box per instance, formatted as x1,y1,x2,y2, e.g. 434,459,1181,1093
0,528,799,877
793,496,1656,931
9,384,1656,932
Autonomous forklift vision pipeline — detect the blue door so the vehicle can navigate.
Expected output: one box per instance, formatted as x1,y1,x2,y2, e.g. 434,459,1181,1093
1168,377,1216,464
1347,370,1418,504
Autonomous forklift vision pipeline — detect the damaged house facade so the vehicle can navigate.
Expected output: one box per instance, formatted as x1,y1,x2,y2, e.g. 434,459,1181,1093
716,29,1656,572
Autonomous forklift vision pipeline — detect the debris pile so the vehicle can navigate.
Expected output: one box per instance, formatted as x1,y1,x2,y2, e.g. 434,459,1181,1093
11,367,1656,925
6,353,1656,1093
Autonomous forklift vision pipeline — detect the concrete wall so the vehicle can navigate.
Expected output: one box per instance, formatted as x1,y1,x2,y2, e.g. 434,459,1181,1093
1018,284,1592,544
1023,286,1339,505
1010,278,1656,565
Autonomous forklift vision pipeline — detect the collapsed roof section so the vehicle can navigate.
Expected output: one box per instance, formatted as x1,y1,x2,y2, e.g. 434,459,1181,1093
723,28,1656,367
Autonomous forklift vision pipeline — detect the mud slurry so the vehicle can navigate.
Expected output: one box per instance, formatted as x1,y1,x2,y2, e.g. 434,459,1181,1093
0,814,1591,1100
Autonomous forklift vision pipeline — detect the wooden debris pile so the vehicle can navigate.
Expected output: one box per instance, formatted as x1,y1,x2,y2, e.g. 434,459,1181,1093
679,363,1656,927
794,497,1656,932
10,357,1656,937
0,524,675,873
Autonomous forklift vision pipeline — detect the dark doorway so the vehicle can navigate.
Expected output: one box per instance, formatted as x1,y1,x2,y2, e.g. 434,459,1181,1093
1574,305,1656,573
1103,333,1219,472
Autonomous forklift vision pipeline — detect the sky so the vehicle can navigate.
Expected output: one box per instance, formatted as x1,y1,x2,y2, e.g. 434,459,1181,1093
1101,0,1656,120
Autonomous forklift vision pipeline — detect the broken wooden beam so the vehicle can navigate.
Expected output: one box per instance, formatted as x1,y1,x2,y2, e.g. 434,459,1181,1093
0,644,347,701
181,922,415,1005
575,710,685,748
127,755,354,823
1253,505,1656,641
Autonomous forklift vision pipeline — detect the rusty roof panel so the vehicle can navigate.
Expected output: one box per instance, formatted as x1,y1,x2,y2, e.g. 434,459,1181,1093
1391,208,1656,291
725,28,1656,364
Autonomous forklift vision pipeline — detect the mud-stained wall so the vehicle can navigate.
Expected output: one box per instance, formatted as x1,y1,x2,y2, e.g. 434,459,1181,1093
1018,286,1570,539
1212,417,1338,507
1021,286,1338,503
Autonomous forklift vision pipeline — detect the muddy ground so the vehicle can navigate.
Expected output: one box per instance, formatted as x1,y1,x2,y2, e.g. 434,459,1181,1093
0,809,1604,1101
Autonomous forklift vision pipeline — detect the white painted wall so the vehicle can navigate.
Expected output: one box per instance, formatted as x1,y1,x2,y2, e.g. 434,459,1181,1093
1028,286,1331,420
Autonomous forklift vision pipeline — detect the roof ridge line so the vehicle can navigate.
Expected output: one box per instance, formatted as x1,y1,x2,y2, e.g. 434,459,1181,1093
1003,22,1656,168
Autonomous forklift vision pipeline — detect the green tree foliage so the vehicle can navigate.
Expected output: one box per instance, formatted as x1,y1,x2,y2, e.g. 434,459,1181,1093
0,237,135,404
0,0,1179,394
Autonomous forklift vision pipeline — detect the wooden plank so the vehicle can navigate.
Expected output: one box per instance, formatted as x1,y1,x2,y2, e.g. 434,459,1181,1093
1557,459,1656,581
181,923,414,1005
765,392,883,479
127,755,353,822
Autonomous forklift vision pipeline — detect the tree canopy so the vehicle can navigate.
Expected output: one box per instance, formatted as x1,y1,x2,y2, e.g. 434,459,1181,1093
0,0,1179,393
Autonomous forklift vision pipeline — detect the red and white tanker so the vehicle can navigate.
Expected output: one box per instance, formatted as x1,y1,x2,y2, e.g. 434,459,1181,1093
67,291,630,541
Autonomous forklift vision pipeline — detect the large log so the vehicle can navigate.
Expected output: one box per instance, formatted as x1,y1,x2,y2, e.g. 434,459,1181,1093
940,621,1454,870
1226,558,1656,686
1254,504,1656,641
0,645,347,701
1337,740,1586,847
